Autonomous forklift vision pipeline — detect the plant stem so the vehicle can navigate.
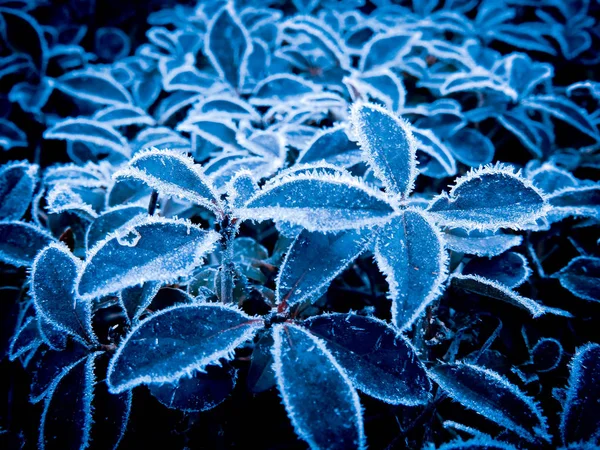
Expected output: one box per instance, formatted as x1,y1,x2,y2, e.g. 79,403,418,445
148,190,158,216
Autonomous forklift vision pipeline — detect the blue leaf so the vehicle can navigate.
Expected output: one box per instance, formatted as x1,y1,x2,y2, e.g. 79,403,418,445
107,303,262,393
194,95,260,121
226,169,259,209
304,313,431,405
528,163,578,194
489,24,557,56
276,229,367,309
497,108,546,158
351,69,406,113
177,115,240,152
351,102,417,198
238,168,395,232
446,128,494,167
32,243,94,344
272,323,366,450
0,221,56,267
521,95,599,140
429,362,550,443
441,71,517,101
39,353,98,450
463,252,531,288
428,165,549,231
413,127,457,178
0,7,48,74
93,104,156,127
504,53,553,98
95,27,131,61
360,31,420,72
53,69,133,106
77,217,220,300
530,338,563,373
114,148,222,213
205,3,252,88
296,124,362,168
444,228,523,257
86,205,147,251
120,281,161,323
132,126,189,153
553,256,600,302
162,65,216,93
560,343,600,445
547,185,600,222
450,274,571,318
155,91,203,125
429,436,519,450
0,161,37,220
0,119,28,150
374,209,448,331
9,316,42,361
133,72,162,110
148,363,237,412
247,330,276,393
250,74,321,106
44,118,131,158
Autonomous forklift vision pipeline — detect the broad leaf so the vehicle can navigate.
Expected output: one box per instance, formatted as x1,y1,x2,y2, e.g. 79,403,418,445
272,323,365,450
463,252,531,288
429,362,550,443
296,124,363,168
238,169,395,232
0,221,55,267
374,210,447,331
360,31,420,72
148,363,237,412
107,303,262,393
86,205,147,251
553,256,600,302
548,185,600,222
351,102,417,197
114,148,222,213
250,74,321,106
0,161,38,220
443,229,523,257
560,343,600,445
32,243,94,344
304,313,431,405
53,69,133,106
120,281,161,322
77,217,220,300
446,128,494,167
431,436,519,449
277,229,367,309
93,104,156,127
428,165,548,231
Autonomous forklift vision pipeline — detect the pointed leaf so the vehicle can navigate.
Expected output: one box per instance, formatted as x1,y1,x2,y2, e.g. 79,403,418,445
428,165,549,231
296,124,363,168
351,102,417,197
107,303,262,393
560,343,600,445
93,104,156,127
548,185,600,222
0,161,38,220
86,205,147,251
114,148,222,213
553,256,600,302
238,169,395,232
463,252,531,288
250,74,321,106
429,362,550,443
54,69,133,106
304,313,431,405
77,217,220,300
374,209,447,331
444,229,522,257
272,323,366,450
277,229,367,309
0,221,56,267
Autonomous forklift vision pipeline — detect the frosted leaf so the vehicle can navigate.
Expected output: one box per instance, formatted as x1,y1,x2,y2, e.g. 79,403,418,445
53,68,133,105
44,118,131,158
0,221,56,267
77,216,220,300
120,281,161,323
132,126,189,153
552,256,600,302
205,3,252,88
92,104,156,127
194,95,260,121
113,148,222,214
443,228,523,257
155,91,203,125
8,316,42,361
547,185,600,222
428,165,549,231
0,161,38,220
351,102,418,198
0,8,48,74
360,31,421,73
428,436,519,450
522,95,599,140
226,169,258,209
440,71,518,101
351,69,406,113
177,116,240,152
0,118,28,149
148,363,237,412
296,124,363,168
530,338,563,373
250,74,321,106
560,343,600,445
107,303,262,393
86,205,147,251
45,184,98,221
413,127,457,177
39,353,98,450
276,229,368,309
374,209,448,331
450,274,572,318
304,313,431,405
429,362,551,443
446,128,495,167
497,109,545,158
463,252,531,288
163,65,216,93
271,323,366,450
247,330,276,393
32,243,95,345
237,169,396,232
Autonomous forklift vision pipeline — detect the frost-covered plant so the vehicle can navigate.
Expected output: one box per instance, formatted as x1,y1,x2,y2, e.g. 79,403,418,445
1,0,600,449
